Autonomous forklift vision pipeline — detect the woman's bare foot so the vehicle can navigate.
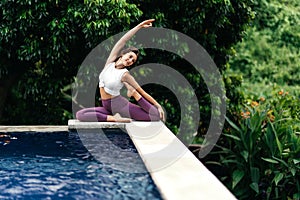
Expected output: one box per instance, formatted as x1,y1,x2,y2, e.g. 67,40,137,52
123,82,136,97
112,113,132,123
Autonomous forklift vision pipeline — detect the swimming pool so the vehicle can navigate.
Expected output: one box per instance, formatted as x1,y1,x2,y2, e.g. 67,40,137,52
0,129,162,199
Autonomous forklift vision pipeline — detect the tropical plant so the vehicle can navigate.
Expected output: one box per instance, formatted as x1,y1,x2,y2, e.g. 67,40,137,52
211,88,299,199
206,1,300,198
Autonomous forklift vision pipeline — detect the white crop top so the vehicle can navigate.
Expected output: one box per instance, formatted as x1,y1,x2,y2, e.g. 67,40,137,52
99,62,128,96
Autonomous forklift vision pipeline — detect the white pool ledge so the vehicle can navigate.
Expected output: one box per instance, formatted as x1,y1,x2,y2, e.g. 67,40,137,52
0,125,68,132
68,120,236,200
68,119,126,129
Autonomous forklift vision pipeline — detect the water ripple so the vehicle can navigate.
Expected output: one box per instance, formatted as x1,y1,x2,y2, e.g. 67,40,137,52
0,130,162,199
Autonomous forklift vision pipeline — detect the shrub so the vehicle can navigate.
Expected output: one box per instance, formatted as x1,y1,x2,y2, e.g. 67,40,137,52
210,88,300,199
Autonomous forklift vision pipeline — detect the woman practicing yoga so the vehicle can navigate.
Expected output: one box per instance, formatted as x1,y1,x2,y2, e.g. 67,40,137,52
76,19,165,122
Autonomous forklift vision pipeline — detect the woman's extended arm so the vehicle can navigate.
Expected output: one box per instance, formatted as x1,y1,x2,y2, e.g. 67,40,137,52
122,72,165,121
105,19,155,66
137,88,165,122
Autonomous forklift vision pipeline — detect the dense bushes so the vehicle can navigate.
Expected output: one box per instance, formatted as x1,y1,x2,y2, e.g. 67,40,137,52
0,0,142,124
229,0,300,87
229,27,300,87
215,88,300,199
213,0,300,199
0,0,254,128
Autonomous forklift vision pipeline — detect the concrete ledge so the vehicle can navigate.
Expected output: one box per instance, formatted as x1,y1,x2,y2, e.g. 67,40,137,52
0,126,68,132
68,119,126,130
67,120,236,200
11,120,232,199
126,121,236,200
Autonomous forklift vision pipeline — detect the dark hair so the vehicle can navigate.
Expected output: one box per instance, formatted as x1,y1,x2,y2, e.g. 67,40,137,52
120,46,139,57
114,47,139,66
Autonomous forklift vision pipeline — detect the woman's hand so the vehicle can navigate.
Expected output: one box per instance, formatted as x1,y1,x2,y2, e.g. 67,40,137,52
138,19,155,28
156,105,166,122
105,19,155,66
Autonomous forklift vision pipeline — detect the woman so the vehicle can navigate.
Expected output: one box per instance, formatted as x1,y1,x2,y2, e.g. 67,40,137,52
76,19,165,122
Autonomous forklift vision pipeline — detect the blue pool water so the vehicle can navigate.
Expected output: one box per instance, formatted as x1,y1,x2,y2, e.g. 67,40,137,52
0,129,162,199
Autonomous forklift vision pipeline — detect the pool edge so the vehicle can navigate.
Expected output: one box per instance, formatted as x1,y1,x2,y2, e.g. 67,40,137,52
1,121,237,200
125,121,237,200
0,126,68,132
68,119,126,129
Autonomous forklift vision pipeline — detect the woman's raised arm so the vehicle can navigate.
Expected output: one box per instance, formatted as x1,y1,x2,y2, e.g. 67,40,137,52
105,19,155,66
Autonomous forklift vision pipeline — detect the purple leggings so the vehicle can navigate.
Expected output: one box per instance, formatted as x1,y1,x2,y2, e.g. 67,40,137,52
76,95,160,121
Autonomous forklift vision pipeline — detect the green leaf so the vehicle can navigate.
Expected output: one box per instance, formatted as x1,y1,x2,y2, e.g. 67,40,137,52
268,118,283,154
261,157,279,164
250,182,259,193
250,111,262,132
293,159,300,165
232,170,245,189
204,161,222,166
223,133,241,141
273,173,284,186
272,156,289,168
241,151,249,162
250,167,260,183
290,168,296,176
74,11,82,18
225,116,242,133
222,159,241,165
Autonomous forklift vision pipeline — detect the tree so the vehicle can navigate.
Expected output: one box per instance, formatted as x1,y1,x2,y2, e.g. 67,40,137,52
128,0,255,134
0,0,254,129
0,0,142,124
229,0,300,90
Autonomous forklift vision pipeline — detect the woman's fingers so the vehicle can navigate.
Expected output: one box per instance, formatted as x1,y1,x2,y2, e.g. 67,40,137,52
144,19,155,24
140,19,155,28
157,107,165,122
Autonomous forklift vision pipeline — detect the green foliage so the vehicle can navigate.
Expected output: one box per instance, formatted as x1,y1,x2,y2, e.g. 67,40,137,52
229,0,300,87
223,0,300,199
229,28,300,86
215,1,300,198
129,0,255,134
213,88,300,199
0,0,142,124
130,0,255,69
224,27,300,199
0,0,254,129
